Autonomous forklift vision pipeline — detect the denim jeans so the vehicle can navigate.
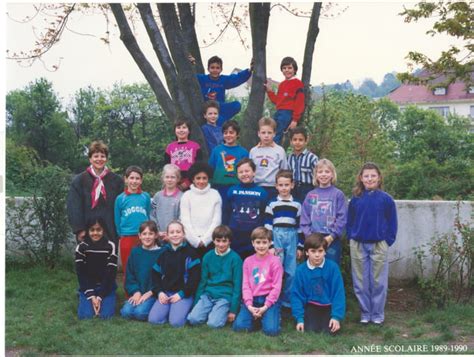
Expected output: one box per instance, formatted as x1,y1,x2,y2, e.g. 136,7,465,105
187,294,230,328
273,109,293,145
326,238,342,266
148,292,194,327
120,297,156,321
78,290,116,320
233,295,281,336
272,227,298,307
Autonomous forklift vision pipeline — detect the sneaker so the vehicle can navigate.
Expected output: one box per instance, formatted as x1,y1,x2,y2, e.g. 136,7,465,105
372,320,384,326
359,319,369,325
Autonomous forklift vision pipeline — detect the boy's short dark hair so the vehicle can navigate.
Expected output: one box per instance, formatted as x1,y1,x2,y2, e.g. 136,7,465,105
236,157,256,172
222,120,241,135
208,55,223,68
174,118,191,131
188,162,214,181
125,165,143,178
304,233,328,252
289,126,308,140
212,225,232,241
88,140,109,158
251,226,272,242
276,169,293,183
280,56,298,74
203,100,220,115
258,117,277,131
139,220,158,234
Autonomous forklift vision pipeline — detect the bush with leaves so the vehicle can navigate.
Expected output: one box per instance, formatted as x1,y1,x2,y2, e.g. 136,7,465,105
413,202,473,307
6,165,73,267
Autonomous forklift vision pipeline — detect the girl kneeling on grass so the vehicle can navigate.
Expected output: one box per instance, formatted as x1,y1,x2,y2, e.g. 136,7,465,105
75,217,118,319
120,221,162,321
148,221,201,327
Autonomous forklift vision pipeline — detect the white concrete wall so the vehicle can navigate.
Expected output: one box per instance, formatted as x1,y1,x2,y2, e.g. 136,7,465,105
5,198,473,280
388,200,473,279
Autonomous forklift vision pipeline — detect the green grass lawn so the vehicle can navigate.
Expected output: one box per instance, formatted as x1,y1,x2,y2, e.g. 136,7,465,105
5,263,474,355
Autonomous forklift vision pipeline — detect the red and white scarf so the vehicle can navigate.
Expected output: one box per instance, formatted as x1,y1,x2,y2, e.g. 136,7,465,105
87,165,110,209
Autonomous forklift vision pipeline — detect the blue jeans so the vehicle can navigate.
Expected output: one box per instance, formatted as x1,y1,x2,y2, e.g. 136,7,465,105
273,109,293,145
187,294,230,328
78,290,116,320
148,292,194,327
218,101,241,126
272,227,298,307
233,296,281,336
120,297,156,321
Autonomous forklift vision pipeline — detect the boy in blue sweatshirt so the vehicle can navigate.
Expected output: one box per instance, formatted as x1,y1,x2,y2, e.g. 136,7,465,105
191,55,253,125
201,100,223,153
227,158,268,260
187,225,243,328
291,233,345,334
114,166,151,280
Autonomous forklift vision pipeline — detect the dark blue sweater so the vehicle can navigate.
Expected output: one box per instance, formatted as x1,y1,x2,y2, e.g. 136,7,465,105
347,189,398,246
226,182,268,231
291,259,345,323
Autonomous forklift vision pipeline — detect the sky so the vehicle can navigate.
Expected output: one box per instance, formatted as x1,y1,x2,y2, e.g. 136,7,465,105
5,1,460,104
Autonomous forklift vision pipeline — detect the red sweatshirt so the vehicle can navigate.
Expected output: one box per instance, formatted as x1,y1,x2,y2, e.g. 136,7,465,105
267,77,305,122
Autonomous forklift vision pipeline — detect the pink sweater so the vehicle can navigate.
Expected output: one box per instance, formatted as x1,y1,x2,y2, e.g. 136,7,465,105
242,253,283,308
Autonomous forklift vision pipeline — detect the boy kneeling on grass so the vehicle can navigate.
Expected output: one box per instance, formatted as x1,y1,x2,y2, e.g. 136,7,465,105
187,225,243,328
291,233,345,334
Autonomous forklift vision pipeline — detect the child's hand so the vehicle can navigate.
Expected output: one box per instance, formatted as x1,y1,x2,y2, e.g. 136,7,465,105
269,248,276,256
128,292,142,306
169,293,182,304
264,81,272,92
158,292,169,305
296,322,304,332
247,305,259,318
296,250,303,260
287,121,297,131
254,305,268,318
329,318,340,333
91,296,101,315
324,235,334,246
138,291,153,304
227,312,236,322
188,54,196,65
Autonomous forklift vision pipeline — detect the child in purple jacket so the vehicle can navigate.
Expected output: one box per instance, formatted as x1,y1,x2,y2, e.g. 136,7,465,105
300,159,347,266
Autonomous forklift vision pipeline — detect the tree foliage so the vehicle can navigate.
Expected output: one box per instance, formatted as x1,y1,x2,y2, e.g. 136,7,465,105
6,78,79,170
398,1,474,87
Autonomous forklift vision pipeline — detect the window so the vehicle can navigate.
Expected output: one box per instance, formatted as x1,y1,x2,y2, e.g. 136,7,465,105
433,87,447,95
428,106,450,118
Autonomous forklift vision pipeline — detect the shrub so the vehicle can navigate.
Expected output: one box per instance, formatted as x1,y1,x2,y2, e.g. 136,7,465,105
6,165,73,268
413,201,473,307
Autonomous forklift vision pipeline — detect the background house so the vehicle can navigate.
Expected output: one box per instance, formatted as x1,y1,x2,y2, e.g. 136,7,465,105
387,71,474,121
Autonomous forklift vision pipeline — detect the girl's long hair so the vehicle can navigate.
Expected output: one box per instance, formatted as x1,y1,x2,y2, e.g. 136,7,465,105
352,162,383,197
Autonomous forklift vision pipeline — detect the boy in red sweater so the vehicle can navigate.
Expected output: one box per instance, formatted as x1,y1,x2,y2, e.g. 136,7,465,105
265,57,305,145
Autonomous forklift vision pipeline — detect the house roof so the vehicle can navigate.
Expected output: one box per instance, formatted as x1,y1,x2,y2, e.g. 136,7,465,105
387,71,474,104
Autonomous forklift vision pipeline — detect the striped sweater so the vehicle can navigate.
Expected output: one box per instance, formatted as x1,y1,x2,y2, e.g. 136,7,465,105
75,236,118,299
264,196,304,244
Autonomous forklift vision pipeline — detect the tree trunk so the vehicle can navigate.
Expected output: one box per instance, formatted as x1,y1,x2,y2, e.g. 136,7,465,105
109,4,176,120
156,4,207,157
240,3,270,149
301,2,322,117
178,3,205,74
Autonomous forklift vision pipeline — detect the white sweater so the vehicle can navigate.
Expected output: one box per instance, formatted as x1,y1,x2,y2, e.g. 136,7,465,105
179,184,222,248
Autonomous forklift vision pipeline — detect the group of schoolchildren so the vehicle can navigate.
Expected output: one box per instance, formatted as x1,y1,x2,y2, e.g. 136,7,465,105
67,55,398,337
